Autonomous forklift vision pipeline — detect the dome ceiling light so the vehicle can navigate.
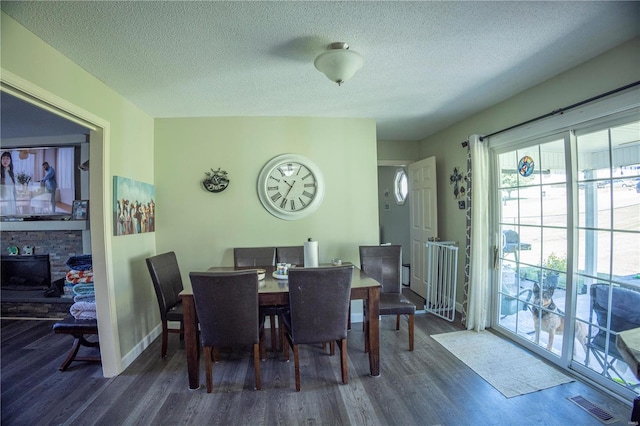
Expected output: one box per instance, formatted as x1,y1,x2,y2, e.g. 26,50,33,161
314,42,363,86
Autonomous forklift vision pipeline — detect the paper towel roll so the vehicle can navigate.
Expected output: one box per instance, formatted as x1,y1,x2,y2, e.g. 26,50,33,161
304,239,319,267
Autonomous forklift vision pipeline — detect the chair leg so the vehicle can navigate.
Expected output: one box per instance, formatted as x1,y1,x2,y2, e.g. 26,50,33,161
396,314,400,330
278,316,284,352
269,315,277,351
204,346,213,393
58,337,82,371
283,335,290,362
408,314,414,351
213,347,220,363
329,341,335,356
253,343,262,390
179,320,184,341
294,344,301,392
260,326,267,361
340,338,348,384
161,321,168,358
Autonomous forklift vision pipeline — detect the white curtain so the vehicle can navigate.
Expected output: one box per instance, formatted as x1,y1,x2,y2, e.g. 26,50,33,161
466,134,490,331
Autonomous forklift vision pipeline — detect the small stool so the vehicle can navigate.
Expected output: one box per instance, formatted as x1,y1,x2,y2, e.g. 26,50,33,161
52,316,101,371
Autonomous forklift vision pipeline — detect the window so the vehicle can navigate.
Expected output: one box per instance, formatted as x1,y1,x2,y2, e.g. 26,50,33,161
394,168,408,204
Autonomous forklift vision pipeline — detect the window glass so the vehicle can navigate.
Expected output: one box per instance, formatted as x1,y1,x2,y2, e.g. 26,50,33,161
394,168,408,204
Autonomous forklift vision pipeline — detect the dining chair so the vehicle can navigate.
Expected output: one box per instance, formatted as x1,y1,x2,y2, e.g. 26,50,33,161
145,251,185,358
233,247,282,353
282,265,353,391
276,246,305,266
360,245,415,351
189,270,263,393
233,247,276,267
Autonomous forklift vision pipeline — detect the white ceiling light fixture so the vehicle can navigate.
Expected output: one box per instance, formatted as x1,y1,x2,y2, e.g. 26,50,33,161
314,42,363,86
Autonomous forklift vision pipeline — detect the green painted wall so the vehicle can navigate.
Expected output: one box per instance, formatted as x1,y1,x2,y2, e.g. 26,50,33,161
419,37,640,306
154,117,379,282
1,12,156,374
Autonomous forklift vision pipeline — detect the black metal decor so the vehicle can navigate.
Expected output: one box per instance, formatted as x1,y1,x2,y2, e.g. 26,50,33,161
202,168,229,193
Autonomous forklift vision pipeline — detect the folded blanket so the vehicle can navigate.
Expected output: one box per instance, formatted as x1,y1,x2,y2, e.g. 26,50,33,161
74,294,96,303
70,301,97,320
66,270,94,283
72,283,95,296
65,254,93,271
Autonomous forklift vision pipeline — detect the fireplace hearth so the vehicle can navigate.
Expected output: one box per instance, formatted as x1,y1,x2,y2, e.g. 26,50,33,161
1,254,72,318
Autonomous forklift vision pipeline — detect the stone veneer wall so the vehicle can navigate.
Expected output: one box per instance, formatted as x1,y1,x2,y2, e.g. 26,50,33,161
1,230,85,281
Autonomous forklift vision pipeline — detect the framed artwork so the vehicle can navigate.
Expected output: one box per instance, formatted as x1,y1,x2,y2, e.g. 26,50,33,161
113,176,156,236
71,200,89,220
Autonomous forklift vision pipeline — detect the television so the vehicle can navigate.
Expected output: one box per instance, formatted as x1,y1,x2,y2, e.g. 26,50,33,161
0,144,85,220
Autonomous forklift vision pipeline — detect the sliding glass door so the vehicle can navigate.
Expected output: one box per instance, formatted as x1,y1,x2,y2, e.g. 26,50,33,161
492,117,640,399
496,135,570,358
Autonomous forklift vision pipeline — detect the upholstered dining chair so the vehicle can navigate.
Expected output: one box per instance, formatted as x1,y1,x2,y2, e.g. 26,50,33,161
233,247,276,267
276,246,305,266
189,270,263,393
145,251,185,358
233,247,282,353
359,245,415,351
282,265,353,391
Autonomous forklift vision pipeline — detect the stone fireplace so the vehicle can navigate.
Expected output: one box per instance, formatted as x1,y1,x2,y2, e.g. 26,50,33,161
1,230,85,318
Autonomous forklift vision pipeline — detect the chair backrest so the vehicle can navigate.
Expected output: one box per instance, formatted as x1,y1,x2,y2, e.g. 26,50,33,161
276,246,304,266
287,265,353,345
189,270,260,347
233,247,276,267
146,251,184,321
359,245,402,294
590,283,640,333
503,230,519,244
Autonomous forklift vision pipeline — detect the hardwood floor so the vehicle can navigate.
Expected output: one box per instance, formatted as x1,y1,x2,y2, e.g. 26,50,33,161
1,313,634,425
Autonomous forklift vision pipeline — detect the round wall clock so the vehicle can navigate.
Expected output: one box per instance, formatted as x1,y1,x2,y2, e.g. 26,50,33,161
257,154,325,220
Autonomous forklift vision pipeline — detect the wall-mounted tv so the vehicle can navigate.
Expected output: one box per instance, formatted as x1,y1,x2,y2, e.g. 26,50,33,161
0,145,83,219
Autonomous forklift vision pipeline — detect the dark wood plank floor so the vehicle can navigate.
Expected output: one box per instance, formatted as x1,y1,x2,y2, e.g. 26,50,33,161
2,312,634,425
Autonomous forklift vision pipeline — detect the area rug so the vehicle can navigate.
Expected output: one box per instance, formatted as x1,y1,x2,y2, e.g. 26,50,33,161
432,330,574,398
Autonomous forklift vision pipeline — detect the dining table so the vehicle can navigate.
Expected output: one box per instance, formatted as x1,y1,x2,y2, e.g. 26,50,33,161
180,263,381,390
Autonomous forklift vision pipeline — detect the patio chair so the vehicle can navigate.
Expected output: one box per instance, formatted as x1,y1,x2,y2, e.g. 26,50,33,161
502,230,531,263
500,281,532,318
586,283,640,389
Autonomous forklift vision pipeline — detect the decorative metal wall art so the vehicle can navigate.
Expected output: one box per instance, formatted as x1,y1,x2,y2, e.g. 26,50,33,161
450,166,465,199
202,168,230,193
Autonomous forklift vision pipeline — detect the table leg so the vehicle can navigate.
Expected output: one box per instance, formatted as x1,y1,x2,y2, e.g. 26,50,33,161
366,286,380,377
182,294,200,389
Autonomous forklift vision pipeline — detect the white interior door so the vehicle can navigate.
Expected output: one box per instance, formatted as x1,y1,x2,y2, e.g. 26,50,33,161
409,156,438,298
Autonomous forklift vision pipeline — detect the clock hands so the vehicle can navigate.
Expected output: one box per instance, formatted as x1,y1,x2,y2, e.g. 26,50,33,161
284,180,296,198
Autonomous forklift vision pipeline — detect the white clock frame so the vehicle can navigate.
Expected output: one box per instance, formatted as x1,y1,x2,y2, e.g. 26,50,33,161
257,154,325,220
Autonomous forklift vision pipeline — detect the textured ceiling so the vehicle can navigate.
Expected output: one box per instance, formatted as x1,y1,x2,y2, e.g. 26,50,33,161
2,1,639,141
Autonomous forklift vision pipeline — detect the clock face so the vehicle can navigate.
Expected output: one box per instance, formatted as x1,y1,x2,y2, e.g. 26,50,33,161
257,154,325,220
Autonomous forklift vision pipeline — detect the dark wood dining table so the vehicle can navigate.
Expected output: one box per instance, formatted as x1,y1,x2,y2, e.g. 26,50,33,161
180,264,381,390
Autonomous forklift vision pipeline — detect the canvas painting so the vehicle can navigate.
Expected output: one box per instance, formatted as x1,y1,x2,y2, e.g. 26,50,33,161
113,176,155,236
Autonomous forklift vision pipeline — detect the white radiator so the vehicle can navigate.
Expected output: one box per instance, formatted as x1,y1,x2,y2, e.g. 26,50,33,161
425,241,458,322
